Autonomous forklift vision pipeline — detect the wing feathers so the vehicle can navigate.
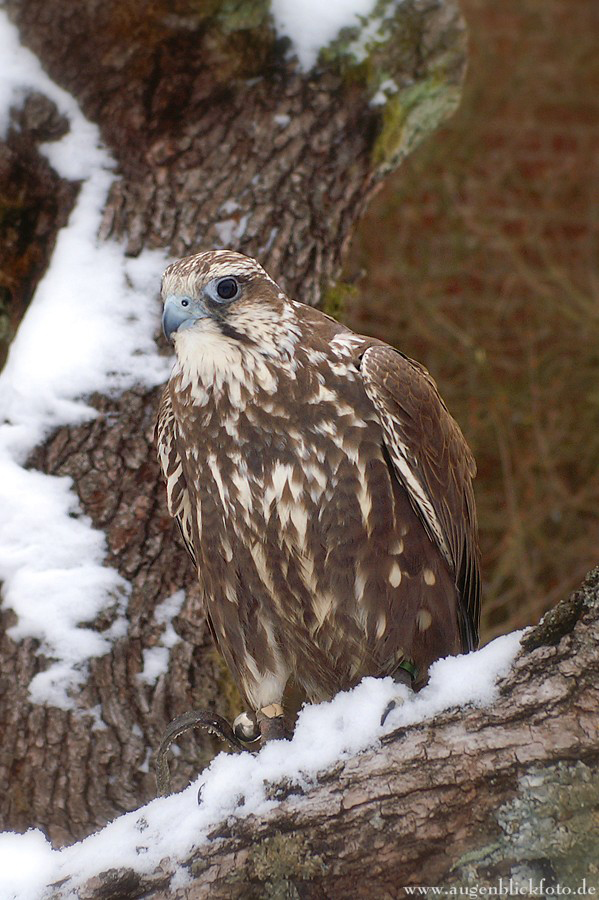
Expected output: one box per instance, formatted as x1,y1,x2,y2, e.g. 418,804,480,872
360,345,481,649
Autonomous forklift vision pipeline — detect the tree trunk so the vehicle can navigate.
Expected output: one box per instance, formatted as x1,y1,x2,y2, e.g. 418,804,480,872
0,0,467,844
53,568,599,897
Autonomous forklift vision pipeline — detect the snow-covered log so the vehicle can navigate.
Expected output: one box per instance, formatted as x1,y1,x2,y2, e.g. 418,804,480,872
3,570,598,897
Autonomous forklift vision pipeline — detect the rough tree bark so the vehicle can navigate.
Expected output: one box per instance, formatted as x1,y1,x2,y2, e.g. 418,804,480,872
0,0,467,846
55,568,599,898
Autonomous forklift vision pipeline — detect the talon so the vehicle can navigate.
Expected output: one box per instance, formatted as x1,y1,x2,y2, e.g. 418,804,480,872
382,660,416,725
233,711,261,742
381,689,410,726
155,708,251,796
381,698,400,726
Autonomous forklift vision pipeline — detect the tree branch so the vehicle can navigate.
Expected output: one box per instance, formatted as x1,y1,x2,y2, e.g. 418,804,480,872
59,568,599,898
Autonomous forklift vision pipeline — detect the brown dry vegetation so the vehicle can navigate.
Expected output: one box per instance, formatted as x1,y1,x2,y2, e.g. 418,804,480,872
348,0,599,640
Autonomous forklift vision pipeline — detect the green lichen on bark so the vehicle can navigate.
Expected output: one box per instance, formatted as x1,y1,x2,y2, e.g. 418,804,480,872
319,0,466,173
128,0,271,32
213,0,271,32
191,0,276,79
247,832,327,897
372,77,462,171
453,761,599,889
223,832,327,898
103,0,466,174
322,279,358,321
103,0,275,82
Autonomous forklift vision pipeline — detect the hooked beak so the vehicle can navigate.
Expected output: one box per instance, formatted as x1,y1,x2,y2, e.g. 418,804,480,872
162,295,210,342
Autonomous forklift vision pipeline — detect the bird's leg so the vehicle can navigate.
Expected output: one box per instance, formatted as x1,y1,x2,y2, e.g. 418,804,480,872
381,661,416,726
234,702,292,745
256,702,290,744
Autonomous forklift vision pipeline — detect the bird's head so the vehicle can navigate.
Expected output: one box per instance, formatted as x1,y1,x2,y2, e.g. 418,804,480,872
161,250,287,347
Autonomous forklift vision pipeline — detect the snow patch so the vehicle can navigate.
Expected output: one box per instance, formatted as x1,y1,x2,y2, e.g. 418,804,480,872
344,9,390,65
0,12,172,708
384,631,523,729
371,77,400,106
214,214,250,247
153,590,186,652
0,633,523,898
138,591,186,686
271,0,379,70
0,830,56,900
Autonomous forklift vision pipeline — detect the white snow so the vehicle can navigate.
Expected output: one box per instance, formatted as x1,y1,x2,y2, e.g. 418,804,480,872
271,0,379,70
344,9,391,65
0,831,56,900
371,77,400,106
0,632,523,899
137,591,186,685
214,214,249,247
0,11,171,708
213,199,250,246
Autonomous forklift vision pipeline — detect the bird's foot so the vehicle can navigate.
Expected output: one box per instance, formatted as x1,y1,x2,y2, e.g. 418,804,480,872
380,665,415,726
155,708,251,797
380,695,405,726
233,703,292,747
257,703,290,744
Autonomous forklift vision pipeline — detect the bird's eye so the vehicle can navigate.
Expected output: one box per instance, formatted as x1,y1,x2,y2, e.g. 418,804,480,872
216,278,239,301
181,298,190,307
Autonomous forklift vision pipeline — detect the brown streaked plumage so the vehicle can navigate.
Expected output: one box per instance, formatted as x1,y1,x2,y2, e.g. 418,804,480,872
155,249,480,739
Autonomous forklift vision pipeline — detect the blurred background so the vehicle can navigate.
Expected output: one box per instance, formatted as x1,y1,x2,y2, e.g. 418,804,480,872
346,0,599,641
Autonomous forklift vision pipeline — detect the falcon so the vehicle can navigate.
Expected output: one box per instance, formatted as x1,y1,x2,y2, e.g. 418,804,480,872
155,249,480,749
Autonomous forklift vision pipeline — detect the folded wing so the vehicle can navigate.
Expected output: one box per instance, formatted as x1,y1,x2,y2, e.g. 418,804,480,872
360,345,481,651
